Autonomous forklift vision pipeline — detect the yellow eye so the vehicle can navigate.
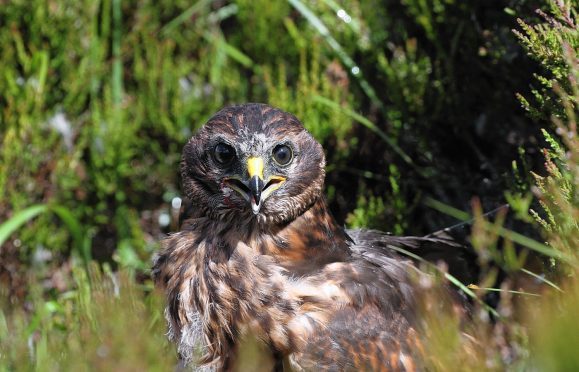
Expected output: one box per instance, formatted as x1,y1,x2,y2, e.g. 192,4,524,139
272,144,293,166
214,143,236,165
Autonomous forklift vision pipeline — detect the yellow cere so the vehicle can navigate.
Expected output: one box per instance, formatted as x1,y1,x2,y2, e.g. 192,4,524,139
247,157,264,179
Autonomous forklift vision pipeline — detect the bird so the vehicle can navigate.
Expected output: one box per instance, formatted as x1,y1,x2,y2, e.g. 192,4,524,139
152,103,476,371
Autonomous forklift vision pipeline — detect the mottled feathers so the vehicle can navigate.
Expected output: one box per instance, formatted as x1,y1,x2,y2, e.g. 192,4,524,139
153,103,474,371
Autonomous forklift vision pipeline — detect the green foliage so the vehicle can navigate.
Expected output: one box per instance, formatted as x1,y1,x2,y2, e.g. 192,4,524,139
511,0,579,274
0,264,175,370
402,0,455,42
514,0,579,119
347,193,388,229
532,279,579,371
377,38,432,119
529,83,578,273
347,164,408,234
264,44,354,143
418,3,579,367
0,204,91,268
0,0,252,268
233,0,293,62
1,0,578,370
0,0,541,263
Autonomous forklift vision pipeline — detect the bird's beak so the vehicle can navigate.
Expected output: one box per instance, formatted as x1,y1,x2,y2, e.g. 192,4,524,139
223,157,286,215
247,157,265,215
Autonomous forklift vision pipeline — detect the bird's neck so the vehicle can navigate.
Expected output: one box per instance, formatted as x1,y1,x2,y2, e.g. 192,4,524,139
181,196,352,271
256,197,351,275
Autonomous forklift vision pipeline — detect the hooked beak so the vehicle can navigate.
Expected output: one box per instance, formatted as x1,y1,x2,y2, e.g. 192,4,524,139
247,157,265,214
248,175,264,214
223,157,286,215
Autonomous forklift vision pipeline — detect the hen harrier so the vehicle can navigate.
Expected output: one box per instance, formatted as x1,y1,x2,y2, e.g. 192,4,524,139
153,103,474,371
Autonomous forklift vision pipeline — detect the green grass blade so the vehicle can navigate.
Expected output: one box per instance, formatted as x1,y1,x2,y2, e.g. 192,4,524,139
288,0,384,112
424,197,471,221
319,0,362,34
0,205,48,247
521,268,563,292
209,3,239,23
425,197,575,264
50,205,91,264
387,245,500,318
468,285,541,297
496,226,574,264
313,95,418,169
36,51,49,99
161,0,212,35
0,204,91,273
111,0,123,108
203,33,254,69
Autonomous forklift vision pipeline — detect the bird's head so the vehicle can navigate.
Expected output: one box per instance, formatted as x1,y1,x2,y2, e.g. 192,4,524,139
181,103,326,224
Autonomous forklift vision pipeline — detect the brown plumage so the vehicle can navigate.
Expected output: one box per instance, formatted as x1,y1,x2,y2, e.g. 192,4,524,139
152,103,473,371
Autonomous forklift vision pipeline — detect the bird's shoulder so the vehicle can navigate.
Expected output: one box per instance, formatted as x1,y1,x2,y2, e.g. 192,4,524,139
347,227,477,285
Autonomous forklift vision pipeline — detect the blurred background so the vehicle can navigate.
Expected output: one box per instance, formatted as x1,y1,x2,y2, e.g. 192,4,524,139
0,0,577,370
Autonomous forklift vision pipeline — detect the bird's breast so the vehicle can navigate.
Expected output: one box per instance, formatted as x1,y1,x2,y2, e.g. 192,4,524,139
154,221,419,370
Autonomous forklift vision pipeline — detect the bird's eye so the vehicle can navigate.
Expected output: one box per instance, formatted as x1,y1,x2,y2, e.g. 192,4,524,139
213,143,236,165
272,144,293,166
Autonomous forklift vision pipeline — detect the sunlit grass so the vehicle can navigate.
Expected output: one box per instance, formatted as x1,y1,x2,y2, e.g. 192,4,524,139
0,0,577,370
0,265,176,370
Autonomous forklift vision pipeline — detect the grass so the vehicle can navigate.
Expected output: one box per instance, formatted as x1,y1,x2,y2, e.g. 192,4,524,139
0,0,578,370
0,265,176,371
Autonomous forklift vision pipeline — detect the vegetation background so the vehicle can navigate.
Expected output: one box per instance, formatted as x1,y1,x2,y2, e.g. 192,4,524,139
0,0,577,370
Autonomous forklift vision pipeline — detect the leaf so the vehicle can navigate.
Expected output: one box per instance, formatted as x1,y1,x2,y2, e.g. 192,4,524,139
51,205,92,264
0,205,48,248
0,204,91,267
